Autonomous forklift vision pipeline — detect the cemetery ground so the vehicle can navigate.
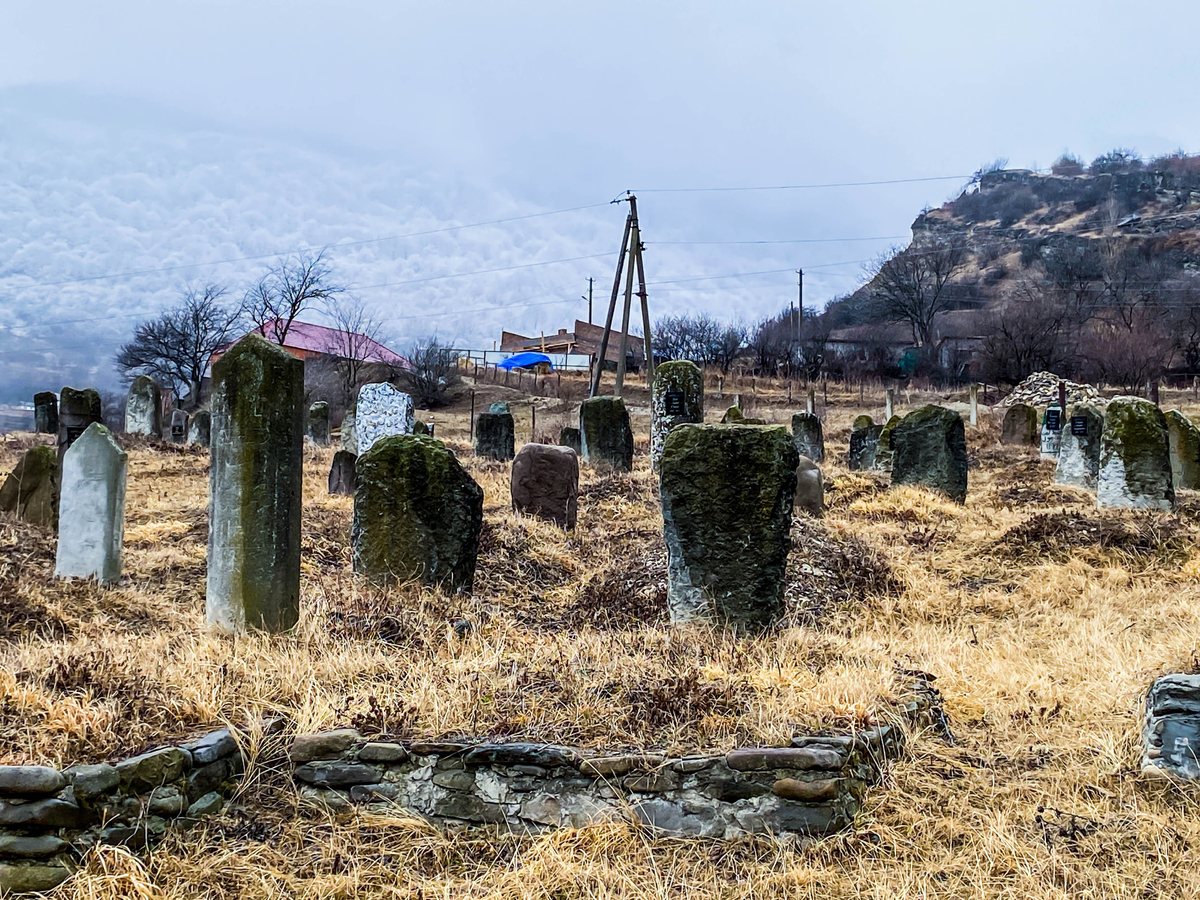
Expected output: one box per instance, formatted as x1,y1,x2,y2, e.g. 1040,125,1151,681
3,379,1200,898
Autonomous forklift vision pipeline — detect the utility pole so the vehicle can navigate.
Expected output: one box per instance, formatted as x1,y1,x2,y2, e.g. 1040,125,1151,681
590,194,653,397
583,277,594,325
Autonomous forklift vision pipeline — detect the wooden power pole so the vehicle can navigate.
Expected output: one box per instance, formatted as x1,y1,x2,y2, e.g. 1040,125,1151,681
590,194,654,397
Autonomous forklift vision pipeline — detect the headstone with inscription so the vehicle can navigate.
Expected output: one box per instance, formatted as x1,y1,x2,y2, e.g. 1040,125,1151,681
1097,396,1174,510
1001,403,1038,446
55,423,126,584
1164,410,1200,491
356,383,415,453
57,387,103,466
1040,406,1063,458
579,396,634,471
1054,405,1104,489
170,410,189,444
651,360,704,471
791,412,825,464
125,375,162,436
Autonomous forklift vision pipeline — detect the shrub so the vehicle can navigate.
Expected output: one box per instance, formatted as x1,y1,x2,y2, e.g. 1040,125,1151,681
1089,148,1143,175
1051,153,1085,176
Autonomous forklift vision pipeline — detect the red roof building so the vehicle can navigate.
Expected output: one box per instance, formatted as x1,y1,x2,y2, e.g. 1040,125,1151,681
211,319,409,369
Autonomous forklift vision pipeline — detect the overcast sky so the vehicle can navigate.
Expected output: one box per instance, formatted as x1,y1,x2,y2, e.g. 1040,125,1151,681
3,0,1200,397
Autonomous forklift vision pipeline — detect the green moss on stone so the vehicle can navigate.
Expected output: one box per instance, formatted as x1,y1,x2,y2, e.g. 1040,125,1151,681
474,412,515,461
1098,397,1175,509
0,445,59,528
890,405,968,502
651,360,704,470
1165,410,1200,490
580,397,634,471
852,415,874,432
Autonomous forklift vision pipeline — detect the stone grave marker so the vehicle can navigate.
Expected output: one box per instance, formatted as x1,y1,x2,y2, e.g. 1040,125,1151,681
1097,396,1174,510
890,405,968,502
352,435,484,592
1000,403,1039,446
125,375,162,436
328,450,357,496
57,387,102,465
873,414,902,472
0,446,59,528
1054,405,1104,489
791,412,825,463
341,406,358,454
721,406,765,425
169,410,189,444
580,396,634,471
559,426,582,455
356,383,414,453
852,414,874,432
308,402,331,446
795,455,824,517
1164,410,1200,491
188,410,211,447
206,334,304,633
34,391,58,435
651,360,704,470
475,409,515,461
54,423,126,584
511,443,579,528
1142,674,1200,780
1040,406,1063,458
659,424,797,631
849,423,884,471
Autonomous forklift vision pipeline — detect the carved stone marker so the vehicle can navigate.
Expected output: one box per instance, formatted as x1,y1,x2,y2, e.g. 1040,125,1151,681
890,405,968,503
34,392,58,435
54,423,126,584
206,334,304,633
57,387,102,465
169,410,189,444
308,402,331,447
795,455,824,517
1054,405,1104,489
352,435,484,592
1097,396,1174,510
1040,406,1063,458
873,415,901,472
660,424,797,631
1142,674,1200,780
356,383,414,453
852,414,874,432
511,443,579,529
328,450,357,496
1164,410,1200,491
1000,403,1038,446
579,396,634,471
474,410,515,461
125,375,162,436
341,406,358,454
0,446,59,528
791,412,825,464
651,360,704,470
849,424,883,471
188,410,211,447
559,426,582,456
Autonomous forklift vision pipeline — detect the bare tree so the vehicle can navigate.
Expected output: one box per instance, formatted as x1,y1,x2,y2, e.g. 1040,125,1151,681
869,239,969,351
245,250,344,346
403,339,459,408
322,295,386,407
115,284,244,406
974,279,1076,385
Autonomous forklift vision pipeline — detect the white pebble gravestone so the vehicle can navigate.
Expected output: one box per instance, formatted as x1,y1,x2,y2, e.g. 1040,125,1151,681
355,383,414,454
54,423,126,584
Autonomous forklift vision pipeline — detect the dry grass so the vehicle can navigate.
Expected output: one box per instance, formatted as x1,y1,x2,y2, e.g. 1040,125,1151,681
4,382,1200,898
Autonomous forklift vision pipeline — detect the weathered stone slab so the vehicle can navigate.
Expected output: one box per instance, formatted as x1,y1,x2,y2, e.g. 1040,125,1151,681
0,798,86,828
660,424,797,631
289,729,362,763
0,862,71,893
1001,403,1038,446
890,405,968,503
474,411,515,461
294,762,383,787
1165,410,1200,490
358,742,408,763
64,763,119,799
55,423,127,584
558,426,581,455
58,387,102,465
308,401,330,446
1143,674,1200,779
0,766,66,797
116,748,190,792
341,406,358,454
125,375,162,436
0,834,66,858
352,435,484,592
327,450,357,496
34,391,57,434
579,397,634,471
462,744,579,768
356,382,414,453
188,410,211,447
1097,396,1174,510
181,729,238,766
206,334,304,633
851,414,874,432
725,746,844,771
0,446,59,528
849,424,883,471
1040,406,1063,458
795,455,823,517
511,443,579,529
791,412,825,464
873,414,901,472
651,360,704,470
772,777,840,802
169,409,189,444
1055,405,1104,489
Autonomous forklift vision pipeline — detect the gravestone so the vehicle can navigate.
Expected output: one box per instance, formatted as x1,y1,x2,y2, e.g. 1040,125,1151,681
1164,410,1200,491
475,411,516,461
413,420,431,435
489,401,510,414
169,410,189,444
54,423,126,584
559,426,582,455
341,407,358,454
1040,406,1063,458
352,435,484,592
1142,674,1200,780
1000,403,1039,446
890,405,968,503
849,424,884,471
852,414,874,432
651,360,704,470
188,410,211,447
659,424,798,631
1054,405,1104,489
873,415,902,472
721,406,765,425
579,396,634,471
511,443,579,529
1097,396,1174,510
795,455,824,517
206,334,304,633
328,450,357,496
0,446,59,528
356,383,415,453
34,392,58,434
308,402,331,447
125,375,162,436
791,412,825,464
58,387,102,466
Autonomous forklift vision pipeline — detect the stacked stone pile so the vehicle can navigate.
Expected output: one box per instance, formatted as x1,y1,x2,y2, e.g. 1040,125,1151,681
999,372,1101,408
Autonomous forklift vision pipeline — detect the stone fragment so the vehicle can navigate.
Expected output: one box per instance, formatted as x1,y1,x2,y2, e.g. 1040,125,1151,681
720,406,765,425
579,755,664,777
511,443,579,529
651,360,704,470
0,446,59,528
340,407,358,454
757,799,841,834
1164,410,1200,491
0,766,66,797
186,760,229,799
474,411,515,461
795,455,823,517
725,746,845,771
54,423,127,584
623,771,679,793
873,414,901,472
852,414,874,431
206,334,304,633
58,387,102,464
431,770,475,790
890,405,968,503
660,424,797,631
186,791,224,817
0,863,71,893
34,391,58,434
349,783,401,803
356,382,414,453
357,742,408,763
579,396,634,471
558,426,581,455
489,402,509,415
148,785,187,816
125,375,162,436
308,401,330,446
1143,674,1200,779
1040,406,1063,458
435,791,505,823
115,748,190,792
0,834,66,858
1097,396,1174,510
188,410,211,447
849,424,883,471
0,798,87,828
293,762,382,787
1000,403,1039,446
327,450,357,497
1054,405,1104,489
289,729,362,763
413,419,432,436
672,757,717,773
791,412,825,463
772,777,840,802
632,799,715,836
406,742,468,756
352,435,484,592
64,763,119,799
182,729,238,766
462,743,578,768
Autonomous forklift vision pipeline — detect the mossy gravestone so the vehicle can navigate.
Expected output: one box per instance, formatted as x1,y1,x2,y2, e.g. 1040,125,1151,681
308,402,330,446
511,443,579,529
1054,405,1104,489
328,450,357,496
890,405,968,503
721,406,766,425
352,435,484,592
659,424,798,631
188,410,211,447
559,426,582,455
58,387,102,465
1000,403,1038,446
651,360,704,470
206,334,304,633
580,396,633,471
125,375,162,436
54,423,126,584
1164,410,1200,491
1097,397,1174,510
849,424,883,471
475,411,515,461
341,406,358,454
34,392,57,434
0,446,58,528
852,414,874,432
873,414,902,472
791,412,825,463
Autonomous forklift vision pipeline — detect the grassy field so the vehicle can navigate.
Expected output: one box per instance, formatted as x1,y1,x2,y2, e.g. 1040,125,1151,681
3,376,1200,898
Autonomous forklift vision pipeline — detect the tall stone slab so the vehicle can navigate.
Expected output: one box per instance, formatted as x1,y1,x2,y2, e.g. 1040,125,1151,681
511,443,579,528
580,396,634,472
651,360,704,471
1097,396,1174,510
169,410,189,444
341,407,358,454
58,387,102,465
890,405,968,503
54,423,126,584
188,410,211,447
308,402,331,447
791,412,825,464
356,383,414,454
1040,406,1063,458
328,450,357,496
1054,405,1104,489
352,435,484,592
559,426,582,456
1164,410,1200,491
1000,404,1038,446
0,446,59,528
474,411,516,461
659,424,797,632
873,415,902,473
206,334,304,633
849,424,883,471
34,392,58,435
125,376,162,436
1142,674,1200,780
795,455,824,517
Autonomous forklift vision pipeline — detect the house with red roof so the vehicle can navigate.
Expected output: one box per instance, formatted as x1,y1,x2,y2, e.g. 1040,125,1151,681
209,318,408,370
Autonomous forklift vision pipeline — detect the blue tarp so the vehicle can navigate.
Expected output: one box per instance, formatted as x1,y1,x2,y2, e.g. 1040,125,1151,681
497,352,555,370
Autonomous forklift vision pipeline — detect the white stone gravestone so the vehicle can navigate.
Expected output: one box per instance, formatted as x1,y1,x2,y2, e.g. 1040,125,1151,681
355,383,415,454
55,423,127,584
